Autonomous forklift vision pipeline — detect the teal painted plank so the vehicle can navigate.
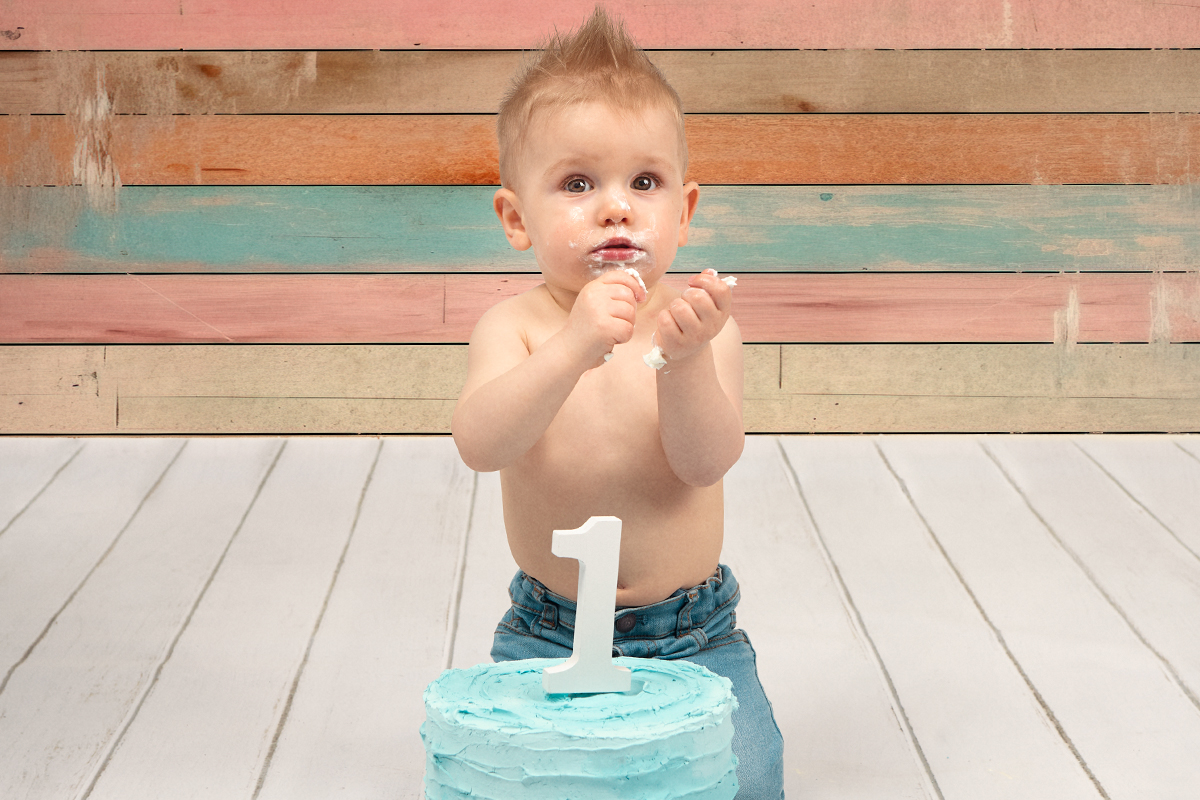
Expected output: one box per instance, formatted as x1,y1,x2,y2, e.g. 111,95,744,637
2,185,1198,273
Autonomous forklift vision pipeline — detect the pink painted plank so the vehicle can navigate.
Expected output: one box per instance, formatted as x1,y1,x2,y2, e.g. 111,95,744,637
3,273,1199,344
3,0,1200,50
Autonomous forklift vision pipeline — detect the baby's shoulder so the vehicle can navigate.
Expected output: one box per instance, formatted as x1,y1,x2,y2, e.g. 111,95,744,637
470,283,555,344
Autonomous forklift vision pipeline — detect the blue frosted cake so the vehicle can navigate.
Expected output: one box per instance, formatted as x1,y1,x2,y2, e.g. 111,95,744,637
421,657,738,798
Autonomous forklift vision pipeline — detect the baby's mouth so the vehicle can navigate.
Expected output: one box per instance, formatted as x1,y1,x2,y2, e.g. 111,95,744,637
590,237,644,262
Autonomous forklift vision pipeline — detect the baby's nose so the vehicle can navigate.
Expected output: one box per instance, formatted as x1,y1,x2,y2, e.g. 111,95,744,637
599,189,632,224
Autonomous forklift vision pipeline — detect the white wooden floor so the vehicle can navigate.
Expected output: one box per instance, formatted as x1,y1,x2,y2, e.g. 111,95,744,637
2,435,1199,800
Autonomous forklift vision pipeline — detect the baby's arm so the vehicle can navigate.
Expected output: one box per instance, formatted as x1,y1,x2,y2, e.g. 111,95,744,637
654,271,744,487
452,271,646,472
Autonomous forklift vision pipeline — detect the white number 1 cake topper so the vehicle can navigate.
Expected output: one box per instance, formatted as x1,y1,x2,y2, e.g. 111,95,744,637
542,516,633,695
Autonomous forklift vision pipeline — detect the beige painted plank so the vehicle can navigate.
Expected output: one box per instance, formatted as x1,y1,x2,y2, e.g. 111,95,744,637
450,470,516,671
778,436,1103,799
0,439,182,681
983,437,1200,706
253,438,473,800
1074,436,1200,559
0,437,81,531
879,436,1200,798
745,395,1200,434
0,438,282,800
7,50,1200,115
87,437,381,800
115,396,457,434
0,345,113,432
107,344,466,398
7,343,1200,433
721,437,932,799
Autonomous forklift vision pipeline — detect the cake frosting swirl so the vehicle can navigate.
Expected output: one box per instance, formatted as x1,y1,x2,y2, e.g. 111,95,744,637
421,657,738,799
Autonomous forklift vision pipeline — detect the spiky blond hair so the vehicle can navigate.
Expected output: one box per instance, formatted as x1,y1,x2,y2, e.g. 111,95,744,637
496,7,686,188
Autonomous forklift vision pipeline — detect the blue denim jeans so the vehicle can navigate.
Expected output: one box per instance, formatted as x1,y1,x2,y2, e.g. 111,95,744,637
491,565,785,800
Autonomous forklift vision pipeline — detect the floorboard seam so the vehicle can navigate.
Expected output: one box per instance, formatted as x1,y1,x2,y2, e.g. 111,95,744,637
0,440,187,699
1072,440,1200,565
75,440,287,800
0,441,85,541
876,439,1110,800
251,439,385,800
775,437,944,800
980,440,1200,716
442,468,480,672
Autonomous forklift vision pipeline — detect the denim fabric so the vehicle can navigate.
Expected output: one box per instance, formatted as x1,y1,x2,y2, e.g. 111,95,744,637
491,565,785,800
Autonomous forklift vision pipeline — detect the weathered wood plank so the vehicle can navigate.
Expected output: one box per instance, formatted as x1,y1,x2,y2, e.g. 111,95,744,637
85,438,379,800
5,115,1199,186
1073,437,1200,559
450,470,514,671
7,50,1200,115
256,438,473,800
722,437,932,799
0,438,281,800
983,437,1200,703
878,436,1200,797
5,343,1200,433
0,439,182,680
6,185,1199,274
778,436,1102,799
5,272,1200,344
3,0,1199,49
0,437,80,532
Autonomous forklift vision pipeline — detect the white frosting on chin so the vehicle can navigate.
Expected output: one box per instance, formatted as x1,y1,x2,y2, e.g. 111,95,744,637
421,657,738,799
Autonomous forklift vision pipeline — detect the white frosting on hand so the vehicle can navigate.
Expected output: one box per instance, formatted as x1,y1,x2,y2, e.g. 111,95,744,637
623,266,647,293
643,344,667,370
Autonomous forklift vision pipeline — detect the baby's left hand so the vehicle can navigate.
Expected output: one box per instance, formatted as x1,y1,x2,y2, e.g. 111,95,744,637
655,269,732,364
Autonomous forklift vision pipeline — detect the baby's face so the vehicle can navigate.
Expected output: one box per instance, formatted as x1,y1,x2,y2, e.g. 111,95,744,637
496,100,698,295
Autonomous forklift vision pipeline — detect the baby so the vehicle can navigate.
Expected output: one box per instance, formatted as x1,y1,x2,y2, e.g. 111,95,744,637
451,9,783,797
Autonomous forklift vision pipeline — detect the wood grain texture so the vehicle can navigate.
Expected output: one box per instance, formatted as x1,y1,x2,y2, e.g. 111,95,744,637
7,50,1200,115
6,185,1199,274
87,438,379,800
5,343,1200,433
255,438,473,800
4,0,1200,49
984,438,1200,710
878,436,1200,797
722,437,933,799
0,439,281,800
779,436,1101,799
6,114,1199,187
6,273,1199,345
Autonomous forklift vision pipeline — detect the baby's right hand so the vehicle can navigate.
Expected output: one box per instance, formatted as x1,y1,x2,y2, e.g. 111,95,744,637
563,270,647,367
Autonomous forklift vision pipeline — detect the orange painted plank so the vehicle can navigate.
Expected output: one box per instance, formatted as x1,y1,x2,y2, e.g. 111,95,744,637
5,114,1199,187
4,273,1198,345
3,0,1200,49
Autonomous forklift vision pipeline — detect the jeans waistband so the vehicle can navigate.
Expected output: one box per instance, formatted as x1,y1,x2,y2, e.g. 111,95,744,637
505,564,741,659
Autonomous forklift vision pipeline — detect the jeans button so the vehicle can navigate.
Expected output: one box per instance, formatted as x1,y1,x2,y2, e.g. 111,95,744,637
615,613,636,633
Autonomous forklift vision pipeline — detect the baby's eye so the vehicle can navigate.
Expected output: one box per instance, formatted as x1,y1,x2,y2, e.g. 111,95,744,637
631,175,658,191
564,177,592,193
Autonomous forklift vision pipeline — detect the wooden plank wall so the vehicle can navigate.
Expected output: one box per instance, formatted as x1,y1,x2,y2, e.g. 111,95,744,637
2,1,1199,434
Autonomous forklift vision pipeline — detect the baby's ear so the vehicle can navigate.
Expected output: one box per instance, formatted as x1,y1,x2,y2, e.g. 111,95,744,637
677,182,700,247
493,188,532,251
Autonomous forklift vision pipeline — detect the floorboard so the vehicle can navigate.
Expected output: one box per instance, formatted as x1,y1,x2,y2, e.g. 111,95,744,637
1074,435,1200,559
86,438,378,800
722,437,931,799
0,439,183,684
255,437,474,800
780,437,1101,800
984,437,1200,709
0,437,82,532
1,435,1198,798
880,436,1200,798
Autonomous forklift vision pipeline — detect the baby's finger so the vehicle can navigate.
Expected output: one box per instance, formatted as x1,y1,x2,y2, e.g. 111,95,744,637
598,267,647,303
687,272,732,313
